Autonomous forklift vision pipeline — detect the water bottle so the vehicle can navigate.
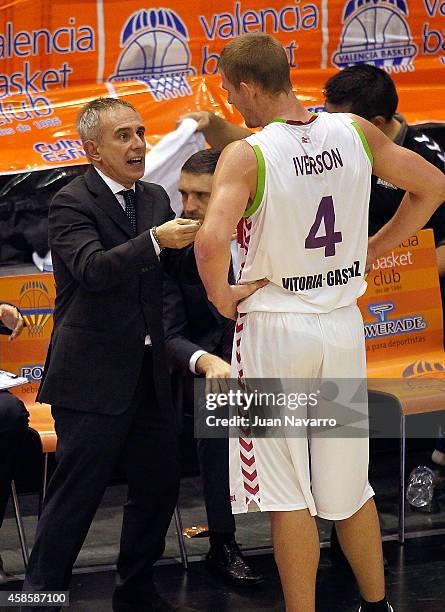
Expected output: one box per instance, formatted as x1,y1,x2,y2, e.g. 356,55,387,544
42,252,53,273
406,465,435,508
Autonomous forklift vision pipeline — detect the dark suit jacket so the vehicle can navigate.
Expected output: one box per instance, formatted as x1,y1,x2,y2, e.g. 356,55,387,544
37,166,174,415
163,245,232,373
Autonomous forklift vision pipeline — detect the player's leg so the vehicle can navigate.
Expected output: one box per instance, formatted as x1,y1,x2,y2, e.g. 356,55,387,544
270,509,319,612
311,431,386,604
335,498,385,602
235,312,324,611
314,304,387,607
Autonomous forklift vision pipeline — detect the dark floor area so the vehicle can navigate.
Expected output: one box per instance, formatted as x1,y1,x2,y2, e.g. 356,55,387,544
1,436,444,610
2,534,444,611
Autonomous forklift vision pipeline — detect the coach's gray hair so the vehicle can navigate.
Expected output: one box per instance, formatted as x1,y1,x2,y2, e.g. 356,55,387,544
76,97,136,142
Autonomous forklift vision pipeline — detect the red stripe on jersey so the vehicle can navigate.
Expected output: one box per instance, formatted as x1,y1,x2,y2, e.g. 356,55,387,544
285,115,318,126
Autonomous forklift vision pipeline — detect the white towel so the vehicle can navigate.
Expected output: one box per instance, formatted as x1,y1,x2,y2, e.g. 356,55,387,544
142,118,205,216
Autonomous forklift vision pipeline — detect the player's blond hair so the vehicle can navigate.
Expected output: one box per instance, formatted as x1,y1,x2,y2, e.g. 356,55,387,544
218,33,292,94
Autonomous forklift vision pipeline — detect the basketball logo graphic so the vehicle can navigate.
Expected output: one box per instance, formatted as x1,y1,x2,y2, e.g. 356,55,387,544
19,281,53,337
402,360,445,400
403,361,445,378
110,8,196,101
333,0,418,72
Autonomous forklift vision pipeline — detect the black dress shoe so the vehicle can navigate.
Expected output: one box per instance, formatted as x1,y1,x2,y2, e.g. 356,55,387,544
205,540,264,587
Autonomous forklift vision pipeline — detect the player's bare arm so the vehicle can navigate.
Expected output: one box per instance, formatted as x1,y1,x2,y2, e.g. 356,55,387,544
195,140,267,319
352,114,445,265
180,111,252,150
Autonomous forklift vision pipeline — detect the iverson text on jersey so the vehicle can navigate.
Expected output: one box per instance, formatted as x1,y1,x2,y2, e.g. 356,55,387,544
293,148,343,176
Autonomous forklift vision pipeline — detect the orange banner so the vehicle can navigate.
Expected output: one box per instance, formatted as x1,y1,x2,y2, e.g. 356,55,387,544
0,1,444,170
358,229,445,378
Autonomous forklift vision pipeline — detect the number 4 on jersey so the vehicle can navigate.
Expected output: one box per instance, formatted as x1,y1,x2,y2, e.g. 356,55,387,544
305,195,342,257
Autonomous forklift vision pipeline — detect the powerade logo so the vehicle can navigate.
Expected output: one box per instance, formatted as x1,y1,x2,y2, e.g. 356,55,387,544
333,0,418,72
364,302,426,339
110,8,196,102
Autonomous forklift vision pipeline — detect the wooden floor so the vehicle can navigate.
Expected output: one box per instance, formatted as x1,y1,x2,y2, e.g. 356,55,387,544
2,534,444,611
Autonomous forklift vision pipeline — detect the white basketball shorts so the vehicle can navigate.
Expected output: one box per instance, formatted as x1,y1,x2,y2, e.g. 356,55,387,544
229,303,374,520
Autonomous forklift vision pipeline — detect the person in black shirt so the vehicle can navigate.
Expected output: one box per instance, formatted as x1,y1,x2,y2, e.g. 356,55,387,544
324,64,445,247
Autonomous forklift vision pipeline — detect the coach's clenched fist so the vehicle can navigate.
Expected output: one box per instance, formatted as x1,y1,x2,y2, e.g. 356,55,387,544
155,218,201,249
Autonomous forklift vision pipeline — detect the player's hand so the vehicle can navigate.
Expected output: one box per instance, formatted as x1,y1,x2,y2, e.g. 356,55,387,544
196,353,231,378
179,111,212,132
196,353,231,395
215,280,269,320
0,304,24,341
155,218,201,249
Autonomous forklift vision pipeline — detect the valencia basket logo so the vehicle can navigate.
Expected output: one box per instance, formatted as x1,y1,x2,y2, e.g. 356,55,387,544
110,8,196,101
18,281,52,337
332,0,418,72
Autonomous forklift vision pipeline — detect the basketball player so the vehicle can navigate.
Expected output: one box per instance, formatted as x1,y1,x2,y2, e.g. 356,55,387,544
195,33,445,612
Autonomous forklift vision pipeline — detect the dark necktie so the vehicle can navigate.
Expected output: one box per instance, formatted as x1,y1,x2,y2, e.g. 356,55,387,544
119,189,136,233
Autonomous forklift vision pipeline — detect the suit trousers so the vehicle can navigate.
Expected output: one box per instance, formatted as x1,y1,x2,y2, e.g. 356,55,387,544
197,437,236,535
23,349,180,611
181,376,235,535
0,391,29,528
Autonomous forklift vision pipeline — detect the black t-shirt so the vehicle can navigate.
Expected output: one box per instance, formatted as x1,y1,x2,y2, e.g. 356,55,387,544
369,115,445,244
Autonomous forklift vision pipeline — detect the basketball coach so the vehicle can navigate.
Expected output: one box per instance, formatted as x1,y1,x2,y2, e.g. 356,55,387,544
22,97,200,612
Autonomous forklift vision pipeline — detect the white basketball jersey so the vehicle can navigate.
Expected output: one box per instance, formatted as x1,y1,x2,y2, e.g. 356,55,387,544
237,112,372,314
